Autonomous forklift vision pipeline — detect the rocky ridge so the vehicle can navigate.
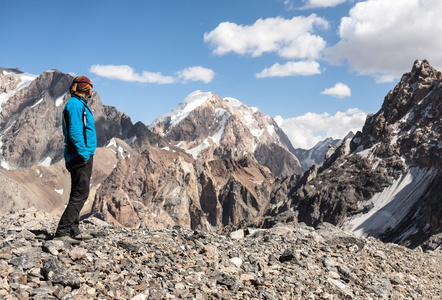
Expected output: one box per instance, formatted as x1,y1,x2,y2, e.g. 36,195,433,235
0,208,441,299
263,60,441,248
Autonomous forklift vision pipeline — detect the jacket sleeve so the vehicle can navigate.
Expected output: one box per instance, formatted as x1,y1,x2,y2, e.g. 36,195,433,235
66,101,89,161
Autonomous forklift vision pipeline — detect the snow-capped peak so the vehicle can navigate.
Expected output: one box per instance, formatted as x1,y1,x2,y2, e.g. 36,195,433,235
224,97,243,108
149,90,213,129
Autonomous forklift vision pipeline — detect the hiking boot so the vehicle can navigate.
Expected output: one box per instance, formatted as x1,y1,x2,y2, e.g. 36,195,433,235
53,235,81,245
72,233,93,241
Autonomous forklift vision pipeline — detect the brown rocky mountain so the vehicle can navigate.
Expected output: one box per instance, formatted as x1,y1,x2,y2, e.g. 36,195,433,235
0,140,127,216
149,90,303,177
91,91,304,230
91,138,276,230
262,60,441,249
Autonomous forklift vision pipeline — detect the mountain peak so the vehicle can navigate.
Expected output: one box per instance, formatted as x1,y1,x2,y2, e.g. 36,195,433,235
410,59,441,79
148,90,302,176
149,90,214,130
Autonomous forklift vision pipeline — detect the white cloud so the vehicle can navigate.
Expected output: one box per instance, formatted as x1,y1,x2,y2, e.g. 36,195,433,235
90,65,175,84
300,0,348,9
320,82,351,98
282,0,295,11
325,0,442,81
204,15,329,60
90,64,215,84
275,108,366,149
256,60,321,78
176,66,215,83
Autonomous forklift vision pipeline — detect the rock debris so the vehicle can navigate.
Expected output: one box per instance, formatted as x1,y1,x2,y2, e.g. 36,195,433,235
0,208,441,299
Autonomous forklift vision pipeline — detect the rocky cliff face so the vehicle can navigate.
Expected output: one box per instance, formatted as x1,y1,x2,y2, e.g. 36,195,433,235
263,60,441,248
149,91,303,177
91,138,275,231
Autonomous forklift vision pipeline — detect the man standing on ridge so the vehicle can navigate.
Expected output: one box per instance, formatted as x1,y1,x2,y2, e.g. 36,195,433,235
54,75,97,243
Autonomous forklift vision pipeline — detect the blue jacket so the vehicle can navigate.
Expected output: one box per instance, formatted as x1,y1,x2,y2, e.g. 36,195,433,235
62,95,97,162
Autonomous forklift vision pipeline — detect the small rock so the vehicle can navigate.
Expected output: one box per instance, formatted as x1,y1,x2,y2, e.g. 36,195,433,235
42,256,81,288
230,229,245,240
69,246,88,260
279,249,296,263
229,257,243,268
117,240,141,252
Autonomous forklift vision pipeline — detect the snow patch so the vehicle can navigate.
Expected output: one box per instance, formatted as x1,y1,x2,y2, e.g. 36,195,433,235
186,139,211,159
149,91,212,129
224,97,242,108
355,143,379,160
242,111,255,127
210,109,230,146
162,147,176,152
125,135,137,145
176,141,187,150
340,168,437,239
38,157,52,167
250,128,264,138
55,92,68,107
267,125,275,136
106,138,117,148
0,160,14,170
31,97,44,108
249,178,263,185
401,110,414,123
118,146,126,159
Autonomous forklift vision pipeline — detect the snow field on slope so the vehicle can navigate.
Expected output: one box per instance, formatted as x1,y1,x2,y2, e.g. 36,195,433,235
340,167,437,239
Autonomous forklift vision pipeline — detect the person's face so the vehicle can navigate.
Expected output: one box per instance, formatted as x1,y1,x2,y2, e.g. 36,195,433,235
87,84,93,98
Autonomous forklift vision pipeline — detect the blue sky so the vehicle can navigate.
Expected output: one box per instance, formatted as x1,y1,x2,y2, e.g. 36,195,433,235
2,0,442,149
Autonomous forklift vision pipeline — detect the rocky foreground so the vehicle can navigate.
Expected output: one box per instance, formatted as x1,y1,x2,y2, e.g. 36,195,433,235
0,208,441,299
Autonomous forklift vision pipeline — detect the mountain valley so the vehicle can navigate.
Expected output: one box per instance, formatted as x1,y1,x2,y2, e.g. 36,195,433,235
0,60,440,251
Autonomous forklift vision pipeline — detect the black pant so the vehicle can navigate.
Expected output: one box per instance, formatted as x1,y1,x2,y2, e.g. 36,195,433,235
55,155,93,237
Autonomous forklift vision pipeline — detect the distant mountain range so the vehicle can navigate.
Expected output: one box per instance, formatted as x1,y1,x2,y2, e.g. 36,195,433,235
294,136,348,170
0,60,440,249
